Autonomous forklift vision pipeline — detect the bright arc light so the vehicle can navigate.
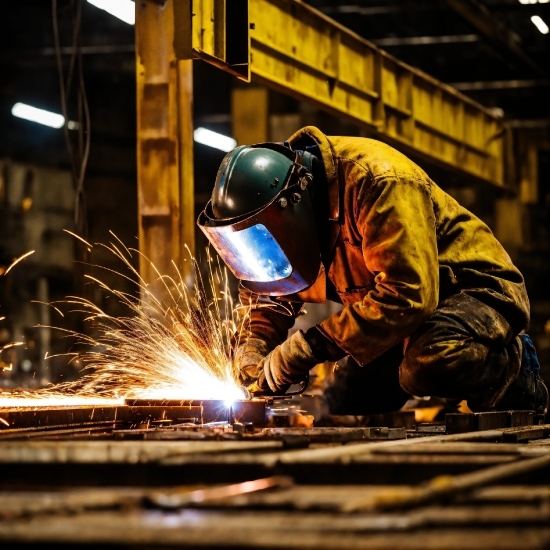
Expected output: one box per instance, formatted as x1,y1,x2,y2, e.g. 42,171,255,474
87,0,135,25
12,103,65,129
531,15,550,33
194,128,237,152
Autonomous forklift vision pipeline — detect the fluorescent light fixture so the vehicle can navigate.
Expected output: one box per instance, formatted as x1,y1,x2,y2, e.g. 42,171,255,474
519,0,549,4
194,128,237,152
11,103,65,129
87,0,135,25
532,15,550,33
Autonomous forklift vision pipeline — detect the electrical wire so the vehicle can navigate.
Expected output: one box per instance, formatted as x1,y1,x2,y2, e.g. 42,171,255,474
51,0,90,239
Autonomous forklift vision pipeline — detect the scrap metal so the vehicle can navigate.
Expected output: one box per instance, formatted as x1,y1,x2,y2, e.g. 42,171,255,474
0,405,548,547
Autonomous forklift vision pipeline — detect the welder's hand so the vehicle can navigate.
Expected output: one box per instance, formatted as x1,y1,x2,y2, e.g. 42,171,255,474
233,338,270,385
260,330,319,393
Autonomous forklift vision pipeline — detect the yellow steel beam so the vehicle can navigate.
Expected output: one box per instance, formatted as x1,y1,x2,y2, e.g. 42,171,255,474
175,0,511,187
174,0,250,80
136,1,195,291
247,0,510,188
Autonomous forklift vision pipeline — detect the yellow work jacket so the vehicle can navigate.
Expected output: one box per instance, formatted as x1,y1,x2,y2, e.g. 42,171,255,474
240,126,529,366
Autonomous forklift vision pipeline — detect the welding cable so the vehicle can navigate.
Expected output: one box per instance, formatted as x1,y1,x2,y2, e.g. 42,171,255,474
52,0,78,184
52,0,90,239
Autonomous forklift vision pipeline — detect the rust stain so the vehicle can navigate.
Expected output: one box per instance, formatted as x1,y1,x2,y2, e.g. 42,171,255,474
141,138,177,165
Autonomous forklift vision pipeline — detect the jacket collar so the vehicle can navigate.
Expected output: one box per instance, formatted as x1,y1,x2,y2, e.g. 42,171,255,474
288,126,340,261
288,126,339,222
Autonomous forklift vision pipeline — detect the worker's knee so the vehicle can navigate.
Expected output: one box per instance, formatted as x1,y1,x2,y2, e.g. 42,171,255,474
398,292,518,398
399,295,500,398
399,335,489,397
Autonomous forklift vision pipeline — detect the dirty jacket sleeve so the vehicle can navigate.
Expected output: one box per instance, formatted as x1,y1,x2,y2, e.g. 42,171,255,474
319,171,440,366
236,284,301,351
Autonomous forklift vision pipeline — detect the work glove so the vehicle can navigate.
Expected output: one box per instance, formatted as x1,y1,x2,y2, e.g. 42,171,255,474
259,330,321,393
233,338,270,385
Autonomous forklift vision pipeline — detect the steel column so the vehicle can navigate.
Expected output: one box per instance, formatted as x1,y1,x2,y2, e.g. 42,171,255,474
231,87,269,145
136,0,195,290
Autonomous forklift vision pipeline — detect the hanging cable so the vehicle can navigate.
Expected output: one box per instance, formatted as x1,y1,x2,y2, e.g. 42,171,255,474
51,0,90,239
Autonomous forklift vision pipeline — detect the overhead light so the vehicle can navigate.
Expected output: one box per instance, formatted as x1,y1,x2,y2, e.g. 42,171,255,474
519,0,549,4
87,0,135,25
11,103,65,129
531,15,550,33
194,128,237,152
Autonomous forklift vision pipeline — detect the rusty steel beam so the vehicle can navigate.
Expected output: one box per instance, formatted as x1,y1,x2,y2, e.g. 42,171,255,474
0,400,268,435
178,0,515,188
136,1,195,291
247,0,511,188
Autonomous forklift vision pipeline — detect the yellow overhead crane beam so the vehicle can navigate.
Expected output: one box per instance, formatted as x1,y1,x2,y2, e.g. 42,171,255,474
174,0,512,189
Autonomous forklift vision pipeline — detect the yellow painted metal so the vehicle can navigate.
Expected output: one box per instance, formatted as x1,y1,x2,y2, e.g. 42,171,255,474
516,129,539,204
248,0,510,188
175,0,216,57
174,0,250,81
172,0,510,186
231,87,269,145
136,0,195,290
495,198,524,249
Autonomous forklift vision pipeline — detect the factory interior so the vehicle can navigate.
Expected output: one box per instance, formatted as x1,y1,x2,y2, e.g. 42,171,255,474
1,0,550,547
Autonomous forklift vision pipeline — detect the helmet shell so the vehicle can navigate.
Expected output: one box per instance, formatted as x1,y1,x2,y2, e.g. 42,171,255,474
211,146,294,219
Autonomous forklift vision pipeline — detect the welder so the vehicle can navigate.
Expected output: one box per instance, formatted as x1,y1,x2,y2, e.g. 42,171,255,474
198,126,548,415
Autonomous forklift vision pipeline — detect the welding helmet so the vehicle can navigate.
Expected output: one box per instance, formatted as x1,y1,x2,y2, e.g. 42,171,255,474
197,143,321,296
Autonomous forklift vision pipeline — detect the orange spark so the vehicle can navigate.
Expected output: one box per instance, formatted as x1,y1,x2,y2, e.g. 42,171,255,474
63,229,93,249
0,242,248,407
4,250,35,275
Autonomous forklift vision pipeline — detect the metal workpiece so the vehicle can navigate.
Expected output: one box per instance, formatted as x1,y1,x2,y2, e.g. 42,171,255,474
124,398,269,426
0,400,270,437
446,410,540,434
0,409,548,548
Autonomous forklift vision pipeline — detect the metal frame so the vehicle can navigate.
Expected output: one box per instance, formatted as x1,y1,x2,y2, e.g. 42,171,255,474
0,421,548,547
178,0,514,188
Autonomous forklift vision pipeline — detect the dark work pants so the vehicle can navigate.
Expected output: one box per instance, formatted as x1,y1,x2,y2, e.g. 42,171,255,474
325,292,522,415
